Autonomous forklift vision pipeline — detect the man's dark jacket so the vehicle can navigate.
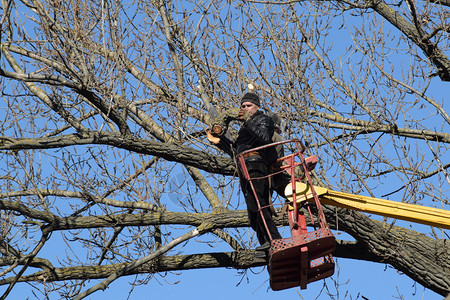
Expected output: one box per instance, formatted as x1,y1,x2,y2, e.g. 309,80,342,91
217,111,276,163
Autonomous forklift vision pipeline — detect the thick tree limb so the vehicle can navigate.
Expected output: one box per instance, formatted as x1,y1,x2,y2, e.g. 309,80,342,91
0,198,447,295
325,205,450,296
0,132,236,175
370,0,450,81
0,238,442,290
0,240,390,286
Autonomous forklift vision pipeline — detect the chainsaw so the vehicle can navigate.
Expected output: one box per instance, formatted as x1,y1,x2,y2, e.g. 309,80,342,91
209,107,240,137
197,85,240,139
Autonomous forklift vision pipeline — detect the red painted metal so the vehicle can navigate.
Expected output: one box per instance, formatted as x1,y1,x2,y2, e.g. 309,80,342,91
237,139,335,291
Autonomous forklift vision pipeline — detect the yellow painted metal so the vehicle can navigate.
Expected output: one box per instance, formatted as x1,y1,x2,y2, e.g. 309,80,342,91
285,182,450,229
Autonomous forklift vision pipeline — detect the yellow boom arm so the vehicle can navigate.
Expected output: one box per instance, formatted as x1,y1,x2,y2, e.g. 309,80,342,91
285,182,450,230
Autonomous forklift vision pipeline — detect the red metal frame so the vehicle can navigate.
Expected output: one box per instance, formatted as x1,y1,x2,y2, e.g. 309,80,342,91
237,139,335,291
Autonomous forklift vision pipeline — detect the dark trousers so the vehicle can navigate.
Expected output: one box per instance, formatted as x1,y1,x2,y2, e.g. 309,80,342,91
240,161,282,245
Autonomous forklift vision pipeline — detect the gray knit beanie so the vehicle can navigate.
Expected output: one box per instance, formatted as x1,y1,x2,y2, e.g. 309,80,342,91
241,92,260,107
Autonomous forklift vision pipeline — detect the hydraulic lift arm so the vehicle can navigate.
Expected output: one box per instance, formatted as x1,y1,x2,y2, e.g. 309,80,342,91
285,182,450,230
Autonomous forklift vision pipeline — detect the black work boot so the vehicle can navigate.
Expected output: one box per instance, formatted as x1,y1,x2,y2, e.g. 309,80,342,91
255,241,270,251
254,250,268,258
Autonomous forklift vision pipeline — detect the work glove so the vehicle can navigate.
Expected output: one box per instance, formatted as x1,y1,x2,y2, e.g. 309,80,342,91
206,130,220,144
238,109,251,121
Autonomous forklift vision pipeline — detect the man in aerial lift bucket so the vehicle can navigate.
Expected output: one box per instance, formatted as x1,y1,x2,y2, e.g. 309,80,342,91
207,92,282,255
